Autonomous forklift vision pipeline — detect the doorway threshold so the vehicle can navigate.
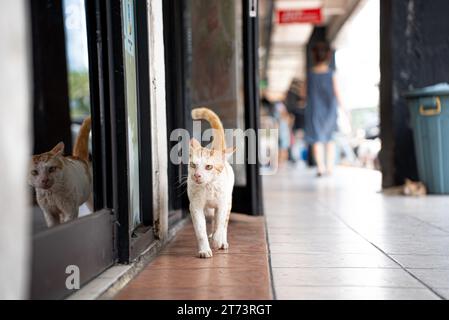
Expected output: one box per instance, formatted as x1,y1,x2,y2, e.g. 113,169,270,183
66,217,190,300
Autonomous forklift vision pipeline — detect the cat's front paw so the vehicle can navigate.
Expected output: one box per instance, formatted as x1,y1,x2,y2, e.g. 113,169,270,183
219,241,229,250
198,249,213,258
211,233,229,250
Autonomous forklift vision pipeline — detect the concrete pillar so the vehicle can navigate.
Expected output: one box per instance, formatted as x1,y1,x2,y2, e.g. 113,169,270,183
0,0,32,299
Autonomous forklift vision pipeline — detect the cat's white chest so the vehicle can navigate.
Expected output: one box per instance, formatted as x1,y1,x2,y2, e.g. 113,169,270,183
205,188,220,209
205,181,222,201
37,190,59,211
188,177,227,209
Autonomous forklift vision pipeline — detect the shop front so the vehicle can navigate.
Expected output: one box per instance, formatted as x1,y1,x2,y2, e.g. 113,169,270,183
25,0,261,299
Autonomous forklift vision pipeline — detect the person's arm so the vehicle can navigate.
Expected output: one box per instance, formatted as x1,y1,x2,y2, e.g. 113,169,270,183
332,74,344,110
333,74,352,125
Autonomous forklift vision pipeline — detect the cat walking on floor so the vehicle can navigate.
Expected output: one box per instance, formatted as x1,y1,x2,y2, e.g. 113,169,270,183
188,108,235,258
29,117,93,227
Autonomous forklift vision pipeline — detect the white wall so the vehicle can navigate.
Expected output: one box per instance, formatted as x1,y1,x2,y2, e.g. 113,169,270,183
0,0,31,299
148,0,169,239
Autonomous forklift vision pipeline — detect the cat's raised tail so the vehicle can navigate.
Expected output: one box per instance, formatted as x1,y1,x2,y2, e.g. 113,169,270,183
73,116,91,162
191,107,225,151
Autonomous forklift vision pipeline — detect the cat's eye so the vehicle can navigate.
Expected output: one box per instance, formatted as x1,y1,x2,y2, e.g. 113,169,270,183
190,163,197,169
31,170,38,176
205,165,213,170
48,166,57,173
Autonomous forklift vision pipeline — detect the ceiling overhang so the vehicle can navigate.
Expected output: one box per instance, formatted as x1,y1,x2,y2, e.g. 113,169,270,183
264,0,362,99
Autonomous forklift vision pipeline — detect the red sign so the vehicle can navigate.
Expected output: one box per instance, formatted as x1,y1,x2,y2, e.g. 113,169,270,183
277,8,322,24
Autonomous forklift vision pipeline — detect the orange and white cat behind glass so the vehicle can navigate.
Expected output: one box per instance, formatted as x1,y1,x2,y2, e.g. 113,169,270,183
188,108,235,258
28,117,93,227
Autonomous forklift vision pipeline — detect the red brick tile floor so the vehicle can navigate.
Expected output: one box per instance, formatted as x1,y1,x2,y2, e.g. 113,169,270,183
114,213,273,300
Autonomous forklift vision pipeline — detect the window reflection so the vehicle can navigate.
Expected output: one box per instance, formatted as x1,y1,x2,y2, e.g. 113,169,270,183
31,0,93,233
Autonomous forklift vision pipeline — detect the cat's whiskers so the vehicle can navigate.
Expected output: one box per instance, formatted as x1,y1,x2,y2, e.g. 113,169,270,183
175,174,189,190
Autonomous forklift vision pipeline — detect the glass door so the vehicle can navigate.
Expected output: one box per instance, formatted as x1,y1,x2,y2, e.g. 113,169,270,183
163,0,263,216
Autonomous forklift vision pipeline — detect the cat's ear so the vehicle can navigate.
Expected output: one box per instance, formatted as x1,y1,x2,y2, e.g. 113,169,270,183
50,142,65,156
222,147,236,161
190,138,201,150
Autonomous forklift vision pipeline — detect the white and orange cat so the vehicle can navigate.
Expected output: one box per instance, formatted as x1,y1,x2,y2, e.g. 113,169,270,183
188,108,235,258
29,117,93,227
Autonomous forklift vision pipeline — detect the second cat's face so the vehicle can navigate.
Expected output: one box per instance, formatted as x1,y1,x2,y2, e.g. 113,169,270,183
29,143,65,190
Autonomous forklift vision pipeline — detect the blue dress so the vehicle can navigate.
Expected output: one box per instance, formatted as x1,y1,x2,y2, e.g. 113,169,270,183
305,70,338,143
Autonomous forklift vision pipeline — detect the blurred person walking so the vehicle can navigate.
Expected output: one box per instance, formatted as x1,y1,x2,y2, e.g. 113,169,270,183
285,79,307,164
305,42,345,176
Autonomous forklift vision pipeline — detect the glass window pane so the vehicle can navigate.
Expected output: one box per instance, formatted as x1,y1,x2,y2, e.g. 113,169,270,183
64,0,91,120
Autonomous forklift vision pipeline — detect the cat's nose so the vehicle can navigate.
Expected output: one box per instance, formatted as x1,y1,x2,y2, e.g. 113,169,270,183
41,178,49,184
194,172,202,179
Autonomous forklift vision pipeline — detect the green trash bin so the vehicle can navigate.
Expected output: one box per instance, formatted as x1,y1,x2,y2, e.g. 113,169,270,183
405,83,449,194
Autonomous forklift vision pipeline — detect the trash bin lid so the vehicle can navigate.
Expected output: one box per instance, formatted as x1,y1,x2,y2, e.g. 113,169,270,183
405,83,449,98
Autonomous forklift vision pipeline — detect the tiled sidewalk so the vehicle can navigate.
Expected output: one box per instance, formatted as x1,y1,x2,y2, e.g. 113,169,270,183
264,165,449,300
115,214,273,299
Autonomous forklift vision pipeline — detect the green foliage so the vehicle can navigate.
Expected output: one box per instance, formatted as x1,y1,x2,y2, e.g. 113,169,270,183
68,71,90,119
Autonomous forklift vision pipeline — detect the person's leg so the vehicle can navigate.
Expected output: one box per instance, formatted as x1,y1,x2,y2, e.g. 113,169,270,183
312,143,325,175
281,148,289,164
325,141,336,174
278,148,288,166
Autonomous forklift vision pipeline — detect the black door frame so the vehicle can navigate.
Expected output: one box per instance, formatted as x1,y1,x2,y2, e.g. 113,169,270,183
104,0,154,263
131,0,155,257
163,0,191,226
232,0,263,216
30,0,72,155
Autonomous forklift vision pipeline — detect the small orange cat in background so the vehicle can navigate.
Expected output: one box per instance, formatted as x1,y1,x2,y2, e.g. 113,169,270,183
383,179,427,197
29,117,93,227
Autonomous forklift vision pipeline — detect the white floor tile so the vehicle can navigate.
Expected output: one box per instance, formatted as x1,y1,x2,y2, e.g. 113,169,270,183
271,253,398,268
263,166,449,299
272,267,424,288
275,286,440,300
